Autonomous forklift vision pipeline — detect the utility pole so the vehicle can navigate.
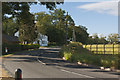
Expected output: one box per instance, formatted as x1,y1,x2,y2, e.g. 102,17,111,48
72,28,76,42
66,12,68,44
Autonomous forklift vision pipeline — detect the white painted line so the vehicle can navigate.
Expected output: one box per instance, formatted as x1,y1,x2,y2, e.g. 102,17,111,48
61,69,95,78
37,57,46,65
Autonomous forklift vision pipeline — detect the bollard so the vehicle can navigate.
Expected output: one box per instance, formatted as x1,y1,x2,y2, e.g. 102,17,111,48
5,47,8,54
15,68,22,80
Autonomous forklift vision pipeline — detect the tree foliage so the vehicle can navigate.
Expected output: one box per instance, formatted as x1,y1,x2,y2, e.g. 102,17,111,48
2,18,19,36
2,2,63,44
35,9,89,45
107,33,119,44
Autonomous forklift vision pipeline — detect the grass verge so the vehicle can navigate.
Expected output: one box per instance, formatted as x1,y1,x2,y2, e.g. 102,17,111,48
60,42,119,69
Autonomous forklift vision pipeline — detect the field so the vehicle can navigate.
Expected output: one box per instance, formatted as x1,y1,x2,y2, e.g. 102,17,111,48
83,44,120,54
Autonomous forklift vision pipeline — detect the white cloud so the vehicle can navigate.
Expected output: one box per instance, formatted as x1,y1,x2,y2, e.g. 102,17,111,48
77,1,118,16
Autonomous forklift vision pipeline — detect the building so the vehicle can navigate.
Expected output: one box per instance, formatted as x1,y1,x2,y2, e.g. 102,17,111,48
2,34,20,44
34,33,48,46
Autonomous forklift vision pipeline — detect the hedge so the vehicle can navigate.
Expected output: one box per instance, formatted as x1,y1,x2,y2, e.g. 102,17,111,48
2,43,39,55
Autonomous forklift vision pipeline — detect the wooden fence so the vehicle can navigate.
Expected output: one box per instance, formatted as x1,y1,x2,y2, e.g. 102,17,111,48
83,44,120,55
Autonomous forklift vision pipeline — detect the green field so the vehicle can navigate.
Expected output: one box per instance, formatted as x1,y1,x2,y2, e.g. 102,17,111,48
83,44,120,54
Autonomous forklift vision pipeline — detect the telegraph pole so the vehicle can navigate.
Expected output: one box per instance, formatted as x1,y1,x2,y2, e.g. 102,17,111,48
66,12,68,44
72,28,76,42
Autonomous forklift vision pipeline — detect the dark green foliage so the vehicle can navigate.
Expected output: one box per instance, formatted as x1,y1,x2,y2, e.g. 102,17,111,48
74,26,89,44
2,2,63,44
2,2,63,20
87,34,108,44
2,18,19,36
46,26,66,45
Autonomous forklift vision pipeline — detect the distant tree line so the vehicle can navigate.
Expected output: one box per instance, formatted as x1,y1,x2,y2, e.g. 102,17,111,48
87,33,119,44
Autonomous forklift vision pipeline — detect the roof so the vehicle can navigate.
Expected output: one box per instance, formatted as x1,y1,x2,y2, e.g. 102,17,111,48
2,34,19,43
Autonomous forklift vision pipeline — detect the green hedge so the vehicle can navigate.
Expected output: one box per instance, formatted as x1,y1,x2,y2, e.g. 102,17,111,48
60,42,119,69
2,43,39,55
21,44,39,50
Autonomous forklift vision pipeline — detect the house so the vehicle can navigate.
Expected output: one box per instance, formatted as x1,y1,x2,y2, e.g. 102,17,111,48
14,31,48,46
2,34,20,44
34,33,48,46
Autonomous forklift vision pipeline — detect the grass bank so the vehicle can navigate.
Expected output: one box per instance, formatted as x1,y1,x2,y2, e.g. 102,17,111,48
60,42,120,69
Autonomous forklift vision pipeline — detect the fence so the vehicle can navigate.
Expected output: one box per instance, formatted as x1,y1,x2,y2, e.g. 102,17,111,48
83,44,120,55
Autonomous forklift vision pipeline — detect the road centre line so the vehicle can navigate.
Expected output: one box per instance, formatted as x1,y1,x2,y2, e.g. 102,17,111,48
61,69,95,78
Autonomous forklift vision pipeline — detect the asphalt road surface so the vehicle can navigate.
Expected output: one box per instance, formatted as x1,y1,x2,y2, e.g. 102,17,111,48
2,48,120,80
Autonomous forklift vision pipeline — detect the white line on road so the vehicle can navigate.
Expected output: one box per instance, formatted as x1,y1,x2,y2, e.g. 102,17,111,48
37,57,46,65
37,56,95,78
61,69,95,78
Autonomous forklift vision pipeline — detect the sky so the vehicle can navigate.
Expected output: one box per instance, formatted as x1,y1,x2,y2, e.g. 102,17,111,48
30,1,118,37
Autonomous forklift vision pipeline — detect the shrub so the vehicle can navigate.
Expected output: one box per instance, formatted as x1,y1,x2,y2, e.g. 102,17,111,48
21,44,39,50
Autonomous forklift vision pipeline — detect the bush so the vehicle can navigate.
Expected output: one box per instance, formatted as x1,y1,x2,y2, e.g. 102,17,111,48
21,44,39,50
60,42,119,69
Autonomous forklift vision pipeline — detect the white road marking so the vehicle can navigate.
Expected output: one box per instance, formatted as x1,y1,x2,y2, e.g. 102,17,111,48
61,69,95,78
37,57,46,65
37,56,95,78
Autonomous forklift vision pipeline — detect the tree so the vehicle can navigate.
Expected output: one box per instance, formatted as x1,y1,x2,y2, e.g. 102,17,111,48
2,18,19,36
99,34,108,44
107,33,119,44
74,25,89,44
2,2,63,20
35,11,66,44
50,9,75,43
2,2,63,44
50,8,66,29
35,9,75,45
18,4,37,44
35,12,52,35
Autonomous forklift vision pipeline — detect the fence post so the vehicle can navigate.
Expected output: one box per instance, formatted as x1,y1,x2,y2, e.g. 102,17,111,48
15,68,22,80
96,44,98,54
104,44,105,54
90,44,92,51
113,44,114,55
85,44,86,48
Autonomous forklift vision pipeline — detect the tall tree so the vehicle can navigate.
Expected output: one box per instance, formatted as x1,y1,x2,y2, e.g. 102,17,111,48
18,3,37,44
35,9,75,45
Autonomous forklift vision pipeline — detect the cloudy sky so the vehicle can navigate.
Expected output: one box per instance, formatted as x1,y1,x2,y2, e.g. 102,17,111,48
30,0,118,37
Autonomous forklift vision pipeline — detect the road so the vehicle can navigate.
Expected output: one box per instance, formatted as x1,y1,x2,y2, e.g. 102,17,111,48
2,48,120,80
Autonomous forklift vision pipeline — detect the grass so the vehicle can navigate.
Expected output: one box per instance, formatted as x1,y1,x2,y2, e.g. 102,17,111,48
60,42,120,69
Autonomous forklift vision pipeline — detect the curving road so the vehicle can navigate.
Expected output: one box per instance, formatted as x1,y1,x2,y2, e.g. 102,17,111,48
2,48,120,80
